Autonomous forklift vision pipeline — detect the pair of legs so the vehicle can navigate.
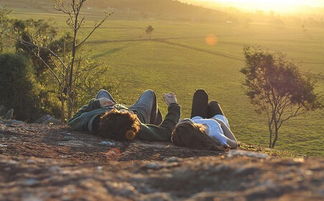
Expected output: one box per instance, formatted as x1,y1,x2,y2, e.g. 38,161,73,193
191,89,224,118
190,89,238,148
96,89,162,125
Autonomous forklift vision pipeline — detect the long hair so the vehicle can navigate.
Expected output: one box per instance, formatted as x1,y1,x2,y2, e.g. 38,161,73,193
171,120,228,151
98,109,141,141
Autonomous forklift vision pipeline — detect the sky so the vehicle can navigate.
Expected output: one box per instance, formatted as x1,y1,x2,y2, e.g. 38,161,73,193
184,0,324,13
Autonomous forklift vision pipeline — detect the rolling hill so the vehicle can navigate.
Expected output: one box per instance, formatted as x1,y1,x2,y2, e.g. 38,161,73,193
0,0,230,21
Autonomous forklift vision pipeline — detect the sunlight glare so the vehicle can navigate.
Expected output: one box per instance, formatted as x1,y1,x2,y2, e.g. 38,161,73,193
205,34,218,46
207,0,322,13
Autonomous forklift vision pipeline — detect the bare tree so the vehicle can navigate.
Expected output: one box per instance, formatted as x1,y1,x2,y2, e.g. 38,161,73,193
54,0,112,118
241,47,322,148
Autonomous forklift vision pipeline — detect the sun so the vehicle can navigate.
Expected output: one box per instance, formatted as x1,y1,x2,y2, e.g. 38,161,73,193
207,0,321,13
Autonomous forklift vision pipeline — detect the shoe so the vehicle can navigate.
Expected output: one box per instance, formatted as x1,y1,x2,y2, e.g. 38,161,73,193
95,89,116,103
207,101,224,118
191,89,208,118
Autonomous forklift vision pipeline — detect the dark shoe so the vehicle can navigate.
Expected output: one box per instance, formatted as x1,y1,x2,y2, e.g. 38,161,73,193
191,89,208,118
207,101,224,118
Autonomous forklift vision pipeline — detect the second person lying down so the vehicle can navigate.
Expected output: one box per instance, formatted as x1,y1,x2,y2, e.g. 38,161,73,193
172,89,238,151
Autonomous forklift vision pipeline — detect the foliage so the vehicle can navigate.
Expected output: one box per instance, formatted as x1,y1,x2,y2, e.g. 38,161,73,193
0,53,42,121
13,0,112,120
13,19,74,77
0,7,13,52
10,19,75,118
240,47,322,148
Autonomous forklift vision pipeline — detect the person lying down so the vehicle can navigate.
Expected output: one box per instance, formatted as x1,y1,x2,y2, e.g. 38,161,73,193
171,89,238,151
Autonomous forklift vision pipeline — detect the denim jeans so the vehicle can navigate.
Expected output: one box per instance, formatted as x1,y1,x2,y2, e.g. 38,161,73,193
129,90,160,124
96,89,161,125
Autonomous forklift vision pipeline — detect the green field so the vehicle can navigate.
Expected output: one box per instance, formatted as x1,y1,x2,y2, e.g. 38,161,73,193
11,11,324,156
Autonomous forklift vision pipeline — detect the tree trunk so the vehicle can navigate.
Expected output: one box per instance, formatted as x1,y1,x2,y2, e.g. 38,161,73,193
66,0,80,119
60,98,65,122
268,122,273,148
272,126,279,148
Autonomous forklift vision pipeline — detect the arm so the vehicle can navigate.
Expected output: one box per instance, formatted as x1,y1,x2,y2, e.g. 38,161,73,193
68,98,114,123
67,98,114,131
214,119,238,149
137,103,180,141
68,99,101,123
137,93,180,141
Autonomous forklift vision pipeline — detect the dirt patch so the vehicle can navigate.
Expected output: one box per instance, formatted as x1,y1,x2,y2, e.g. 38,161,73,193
0,122,323,201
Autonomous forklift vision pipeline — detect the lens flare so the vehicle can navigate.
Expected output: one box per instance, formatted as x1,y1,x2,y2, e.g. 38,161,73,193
205,34,218,46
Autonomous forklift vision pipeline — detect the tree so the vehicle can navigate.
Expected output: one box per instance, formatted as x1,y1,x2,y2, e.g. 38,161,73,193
17,0,111,120
240,47,322,148
145,25,154,39
12,19,73,118
13,19,63,76
0,53,42,121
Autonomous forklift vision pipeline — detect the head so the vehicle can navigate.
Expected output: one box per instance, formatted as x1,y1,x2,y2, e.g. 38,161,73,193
98,109,141,141
171,119,228,151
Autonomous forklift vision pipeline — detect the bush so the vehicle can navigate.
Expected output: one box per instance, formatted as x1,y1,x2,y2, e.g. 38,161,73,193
0,53,42,121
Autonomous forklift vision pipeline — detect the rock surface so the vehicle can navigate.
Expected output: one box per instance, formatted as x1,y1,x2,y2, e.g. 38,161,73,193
0,122,323,201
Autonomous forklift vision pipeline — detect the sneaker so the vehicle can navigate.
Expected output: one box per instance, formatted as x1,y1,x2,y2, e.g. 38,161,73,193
95,89,116,103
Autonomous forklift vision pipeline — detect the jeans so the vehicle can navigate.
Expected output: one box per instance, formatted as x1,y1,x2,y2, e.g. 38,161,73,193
96,89,161,125
129,90,161,125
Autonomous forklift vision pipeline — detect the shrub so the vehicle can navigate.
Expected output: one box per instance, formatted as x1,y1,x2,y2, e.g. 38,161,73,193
0,53,42,121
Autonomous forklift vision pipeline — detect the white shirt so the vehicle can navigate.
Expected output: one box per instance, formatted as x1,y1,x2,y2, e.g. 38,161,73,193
191,115,230,145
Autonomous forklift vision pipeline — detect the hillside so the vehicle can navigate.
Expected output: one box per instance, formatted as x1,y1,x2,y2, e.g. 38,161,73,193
0,121,324,201
0,0,229,21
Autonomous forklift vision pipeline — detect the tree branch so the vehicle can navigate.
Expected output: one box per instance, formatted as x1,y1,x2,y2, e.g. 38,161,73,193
278,105,304,129
76,12,111,48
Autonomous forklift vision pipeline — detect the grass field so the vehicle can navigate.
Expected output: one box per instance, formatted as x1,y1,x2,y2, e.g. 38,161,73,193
11,12,324,156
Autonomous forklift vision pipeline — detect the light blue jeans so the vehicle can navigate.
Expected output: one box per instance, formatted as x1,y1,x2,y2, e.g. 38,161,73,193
129,90,159,124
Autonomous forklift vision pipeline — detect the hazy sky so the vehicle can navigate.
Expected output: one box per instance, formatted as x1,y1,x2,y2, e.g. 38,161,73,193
184,0,324,13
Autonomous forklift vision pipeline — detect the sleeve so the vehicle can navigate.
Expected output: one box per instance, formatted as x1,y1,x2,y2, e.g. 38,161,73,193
212,114,230,128
137,103,180,141
67,99,101,130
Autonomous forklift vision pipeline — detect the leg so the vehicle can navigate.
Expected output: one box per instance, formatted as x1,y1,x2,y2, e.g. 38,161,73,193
129,90,162,125
95,89,116,103
207,101,224,118
191,89,208,118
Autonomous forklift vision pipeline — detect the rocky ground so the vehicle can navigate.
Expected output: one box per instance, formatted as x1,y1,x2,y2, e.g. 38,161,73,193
0,121,323,201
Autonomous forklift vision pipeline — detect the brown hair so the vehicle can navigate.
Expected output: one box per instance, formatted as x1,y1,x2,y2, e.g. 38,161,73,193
98,109,141,141
171,121,228,151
